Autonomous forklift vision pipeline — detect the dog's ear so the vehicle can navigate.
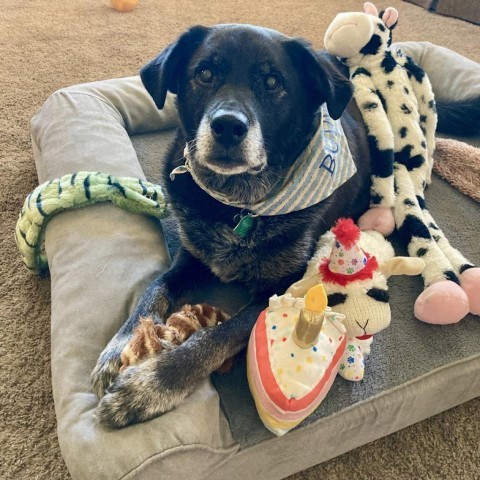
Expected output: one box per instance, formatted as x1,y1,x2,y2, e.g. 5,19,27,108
284,39,353,120
140,25,210,109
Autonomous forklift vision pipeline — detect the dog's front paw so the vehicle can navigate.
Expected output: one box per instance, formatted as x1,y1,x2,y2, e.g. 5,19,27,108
91,339,128,398
96,350,196,428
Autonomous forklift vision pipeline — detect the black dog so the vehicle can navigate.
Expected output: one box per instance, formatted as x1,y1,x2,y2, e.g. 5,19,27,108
91,24,470,428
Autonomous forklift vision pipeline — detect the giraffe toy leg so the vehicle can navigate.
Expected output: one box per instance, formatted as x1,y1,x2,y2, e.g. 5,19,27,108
393,164,469,324
394,50,437,184
353,78,396,236
421,207,480,316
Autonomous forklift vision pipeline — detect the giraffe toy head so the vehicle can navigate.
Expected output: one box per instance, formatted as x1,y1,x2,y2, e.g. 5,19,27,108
324,2,398,61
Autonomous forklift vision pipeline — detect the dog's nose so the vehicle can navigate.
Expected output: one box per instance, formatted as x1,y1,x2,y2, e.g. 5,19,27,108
210,110,248,147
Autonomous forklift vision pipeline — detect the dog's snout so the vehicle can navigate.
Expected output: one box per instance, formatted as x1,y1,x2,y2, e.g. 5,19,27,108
210,110,249,147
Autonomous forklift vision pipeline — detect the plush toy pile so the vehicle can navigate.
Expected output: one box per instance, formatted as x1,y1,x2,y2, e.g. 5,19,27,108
245,2,480,434
246,218,424,435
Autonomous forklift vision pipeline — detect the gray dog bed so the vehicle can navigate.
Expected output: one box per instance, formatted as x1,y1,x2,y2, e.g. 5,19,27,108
29,42,479,479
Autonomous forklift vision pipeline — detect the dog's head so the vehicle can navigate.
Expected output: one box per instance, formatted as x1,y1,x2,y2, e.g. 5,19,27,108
141,24,353,204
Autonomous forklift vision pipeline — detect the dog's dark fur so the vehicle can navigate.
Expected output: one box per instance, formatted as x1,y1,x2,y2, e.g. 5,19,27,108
91,24,478,428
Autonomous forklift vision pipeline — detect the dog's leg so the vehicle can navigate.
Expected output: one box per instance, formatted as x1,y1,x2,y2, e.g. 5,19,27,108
95,278,292,428
91,248,214,398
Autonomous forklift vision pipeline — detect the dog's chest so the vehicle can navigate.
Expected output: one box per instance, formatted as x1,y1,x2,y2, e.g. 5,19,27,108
178,213,316,286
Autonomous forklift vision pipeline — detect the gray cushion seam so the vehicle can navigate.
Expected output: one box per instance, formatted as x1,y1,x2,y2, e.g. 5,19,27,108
54,90,126,126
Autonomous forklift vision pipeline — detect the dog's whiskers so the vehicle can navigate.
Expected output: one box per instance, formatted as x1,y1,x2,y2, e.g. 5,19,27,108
176,139,197,163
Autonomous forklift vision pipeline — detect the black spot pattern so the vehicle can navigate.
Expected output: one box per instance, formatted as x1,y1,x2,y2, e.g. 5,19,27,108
387,79,395,88
398,214,432,243
371,192,384,205
428,222,439,231
401,104,412,114
328,293,348,306
376,89,387,112
362,101,379,110
381,50,396,73
405,56,425,83
399,127,408,138
387,31,393,47
404,86,410,95
416,195,426,210
352,67,372,78
428,99,437,112
404,198,415,206
378,23,386,32
460,264,475,274
421,140,427,149
420,115,427,123
367,135,394,178
416,247,428,257
433,234,441,242
367,288,390,303
395,145,425,171
444,270,460,285
360,34,382,56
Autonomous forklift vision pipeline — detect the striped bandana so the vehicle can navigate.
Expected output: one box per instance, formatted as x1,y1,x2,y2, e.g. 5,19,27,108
171,105,356,216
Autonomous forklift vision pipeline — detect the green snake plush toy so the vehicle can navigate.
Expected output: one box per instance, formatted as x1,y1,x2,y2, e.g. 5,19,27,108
15,171,168,275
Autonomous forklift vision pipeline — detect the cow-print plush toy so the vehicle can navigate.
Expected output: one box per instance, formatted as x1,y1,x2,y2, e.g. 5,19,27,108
324,3,480,324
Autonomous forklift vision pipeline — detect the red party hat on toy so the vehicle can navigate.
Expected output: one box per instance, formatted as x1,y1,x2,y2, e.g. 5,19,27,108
319,218,378,286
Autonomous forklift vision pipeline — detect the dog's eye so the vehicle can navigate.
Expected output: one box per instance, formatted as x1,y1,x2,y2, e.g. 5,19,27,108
265,75,281,91
197,68,214,84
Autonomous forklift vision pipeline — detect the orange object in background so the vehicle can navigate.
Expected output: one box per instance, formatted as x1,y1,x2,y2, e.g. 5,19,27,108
110,0,139,12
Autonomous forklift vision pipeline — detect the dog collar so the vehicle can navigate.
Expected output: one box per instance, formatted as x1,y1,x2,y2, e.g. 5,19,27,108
170,105,356,231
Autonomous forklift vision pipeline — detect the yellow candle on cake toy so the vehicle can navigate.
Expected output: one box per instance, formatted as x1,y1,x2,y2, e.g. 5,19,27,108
246,284,346,436
292,284,328,349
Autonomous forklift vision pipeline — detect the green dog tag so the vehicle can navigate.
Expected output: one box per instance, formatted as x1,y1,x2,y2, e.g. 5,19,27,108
233,213,256,238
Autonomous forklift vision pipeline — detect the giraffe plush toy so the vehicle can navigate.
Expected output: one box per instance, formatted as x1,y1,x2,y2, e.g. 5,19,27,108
324,3,480,324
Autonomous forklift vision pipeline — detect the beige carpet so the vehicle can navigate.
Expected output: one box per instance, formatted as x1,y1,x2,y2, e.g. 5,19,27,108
1,1,479,479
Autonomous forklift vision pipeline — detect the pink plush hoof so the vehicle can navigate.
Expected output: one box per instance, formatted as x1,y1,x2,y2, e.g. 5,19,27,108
358,207,395,236
414,281,469,324
459,267,480,315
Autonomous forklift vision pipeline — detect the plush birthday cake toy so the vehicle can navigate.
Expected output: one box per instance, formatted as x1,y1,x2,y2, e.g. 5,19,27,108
247,284,347,436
